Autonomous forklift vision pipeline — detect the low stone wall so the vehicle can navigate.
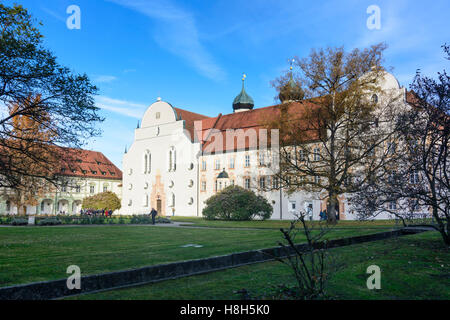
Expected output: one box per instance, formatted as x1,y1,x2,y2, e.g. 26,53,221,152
0,228,428,300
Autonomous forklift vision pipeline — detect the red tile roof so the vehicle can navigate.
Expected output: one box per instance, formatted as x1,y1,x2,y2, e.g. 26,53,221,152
196,101,321,153
173,107,211,142
57,146,122,180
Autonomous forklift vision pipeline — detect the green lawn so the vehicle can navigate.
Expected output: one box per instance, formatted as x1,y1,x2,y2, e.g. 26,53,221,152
0,224,387,287
71,231,450,300
171,216,402,229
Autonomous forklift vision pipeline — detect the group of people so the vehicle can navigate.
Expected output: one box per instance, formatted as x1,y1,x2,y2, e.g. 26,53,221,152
319,209,340,221
81,208,113,217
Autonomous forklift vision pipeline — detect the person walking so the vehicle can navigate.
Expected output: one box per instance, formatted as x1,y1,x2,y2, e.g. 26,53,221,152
150,207,157,225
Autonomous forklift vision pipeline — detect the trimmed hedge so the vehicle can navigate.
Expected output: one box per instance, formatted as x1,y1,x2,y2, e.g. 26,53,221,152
11,218,28,226
0,214,173,226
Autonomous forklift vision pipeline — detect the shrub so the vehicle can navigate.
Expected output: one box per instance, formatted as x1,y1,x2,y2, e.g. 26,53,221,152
11,218,28,226
38,218,62,226
156,217,171,224
82,191,121,211
202,185,273,221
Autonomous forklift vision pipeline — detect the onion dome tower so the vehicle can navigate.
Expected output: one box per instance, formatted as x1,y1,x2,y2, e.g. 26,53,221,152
233,74,254,113
279,60,304,103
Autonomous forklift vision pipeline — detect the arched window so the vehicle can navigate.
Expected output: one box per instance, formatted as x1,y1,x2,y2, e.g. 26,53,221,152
143,151,151,174
143,194,149,207
173,193,176,207
168,147,176,171
148,153,151,173
144,154,148,173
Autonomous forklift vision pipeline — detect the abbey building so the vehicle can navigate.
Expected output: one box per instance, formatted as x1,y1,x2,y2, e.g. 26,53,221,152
121,71,421,220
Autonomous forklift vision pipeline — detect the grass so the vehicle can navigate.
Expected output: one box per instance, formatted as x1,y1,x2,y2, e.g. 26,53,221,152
70,231,450,300
171,216,403,229
0,224,388,287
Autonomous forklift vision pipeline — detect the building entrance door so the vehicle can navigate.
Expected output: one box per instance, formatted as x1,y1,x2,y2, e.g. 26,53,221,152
157,199,162,216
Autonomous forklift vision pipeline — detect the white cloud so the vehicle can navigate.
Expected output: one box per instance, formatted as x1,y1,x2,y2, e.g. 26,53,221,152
96,96,147,119
107,0,226,81
93,75,118,83
41,7,66,23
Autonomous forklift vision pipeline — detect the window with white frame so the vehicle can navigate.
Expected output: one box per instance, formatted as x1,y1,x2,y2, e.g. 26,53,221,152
387,142,396,155
201,181,206,191
259,152,265,166
229,157,235,169
259,176,266,189
388,201,397,211
215,159,220,170
245,154,250,167
244,178,251,189
272,176,279,189
313,148,320,161
90,185,95,194
410,170,419,184
299,149,305,161
202,160,207,171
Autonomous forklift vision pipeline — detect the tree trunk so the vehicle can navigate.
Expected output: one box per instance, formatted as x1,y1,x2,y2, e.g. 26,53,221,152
327,193,337,224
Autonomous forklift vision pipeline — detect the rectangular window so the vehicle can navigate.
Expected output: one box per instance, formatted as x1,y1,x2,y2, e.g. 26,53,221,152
215,159,220,170
230,179,235,186
272,177,279,189
244,178,251,189
299,149,305,161
410,170,419,184
387,142,396,155
259,153,265,166
103,186,108,192
245,155,250,167
388,201,397,211
90,186,95,194
202,160,207,171
201,181,206,191
259,176,266,189
229,157,235,169
313,148,320,161
75,186,81,193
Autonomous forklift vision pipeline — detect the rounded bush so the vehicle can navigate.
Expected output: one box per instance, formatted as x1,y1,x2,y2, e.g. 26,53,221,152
202,185,273,221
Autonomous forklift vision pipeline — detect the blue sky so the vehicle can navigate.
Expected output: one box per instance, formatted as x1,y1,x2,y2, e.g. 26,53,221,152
6,0,450,168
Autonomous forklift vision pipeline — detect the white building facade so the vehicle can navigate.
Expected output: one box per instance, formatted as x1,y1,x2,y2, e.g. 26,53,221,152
121,71,424,220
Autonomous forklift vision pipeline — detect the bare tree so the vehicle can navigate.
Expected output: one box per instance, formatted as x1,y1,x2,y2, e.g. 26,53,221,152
352,45,450,245
264,44,403,223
